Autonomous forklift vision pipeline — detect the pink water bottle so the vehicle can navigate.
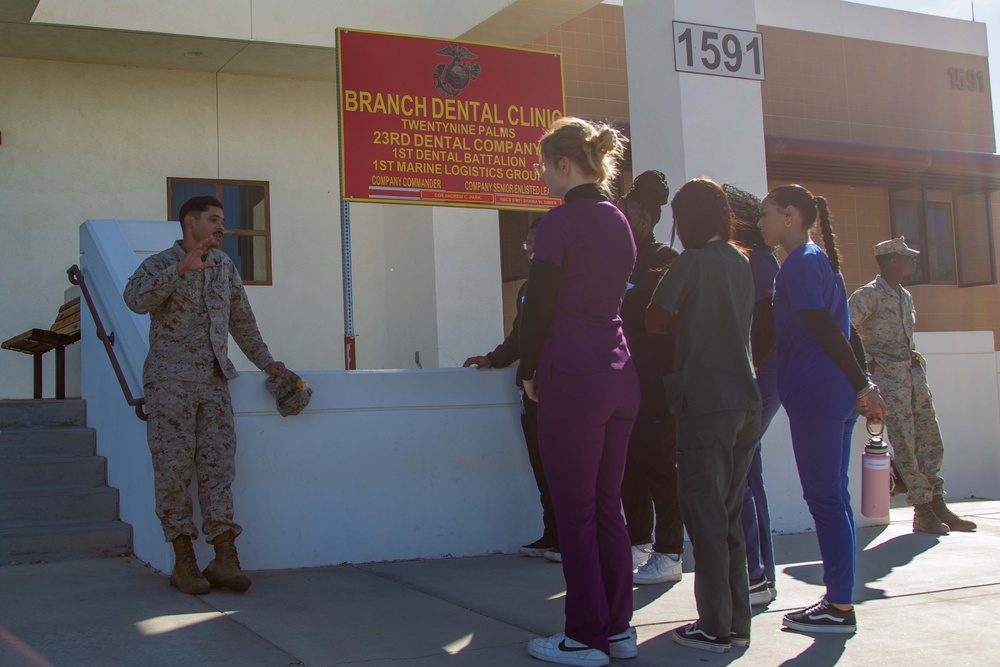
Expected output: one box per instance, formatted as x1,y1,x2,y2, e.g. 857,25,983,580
861,420,891,519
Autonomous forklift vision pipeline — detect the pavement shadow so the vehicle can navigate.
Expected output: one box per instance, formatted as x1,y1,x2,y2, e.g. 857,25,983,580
632,626,742,666
632,580,683,608
852,531,942,600
774,629,851,667
780,528,940,601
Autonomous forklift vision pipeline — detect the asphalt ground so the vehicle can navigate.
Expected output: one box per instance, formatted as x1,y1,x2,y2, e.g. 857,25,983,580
1,500,996,667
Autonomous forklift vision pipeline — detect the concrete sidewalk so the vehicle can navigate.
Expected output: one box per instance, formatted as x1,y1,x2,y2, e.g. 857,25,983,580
1,500,997,667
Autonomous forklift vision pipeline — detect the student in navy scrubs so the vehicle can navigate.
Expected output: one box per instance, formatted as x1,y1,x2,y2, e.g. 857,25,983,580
646,178,761,654
519,117,640,666
724,184,781,606
757,184,886,634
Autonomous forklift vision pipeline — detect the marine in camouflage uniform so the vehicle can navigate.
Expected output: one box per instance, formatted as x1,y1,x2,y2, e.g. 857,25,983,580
849,237,976,534
124,196,285,593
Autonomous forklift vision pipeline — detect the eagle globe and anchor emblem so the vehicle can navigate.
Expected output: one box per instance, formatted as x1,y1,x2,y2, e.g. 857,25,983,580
433,43,481,97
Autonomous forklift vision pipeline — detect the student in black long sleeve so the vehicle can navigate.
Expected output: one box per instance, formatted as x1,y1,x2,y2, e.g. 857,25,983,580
463,219,557,558
616,170,686,585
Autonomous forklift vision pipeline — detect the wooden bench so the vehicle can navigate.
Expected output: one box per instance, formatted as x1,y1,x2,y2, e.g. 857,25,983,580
2,297,81,399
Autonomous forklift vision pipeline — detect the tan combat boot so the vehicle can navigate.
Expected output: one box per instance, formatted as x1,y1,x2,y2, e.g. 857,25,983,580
170,535,212,595
203,530,251,592
930,495,977,532
913,502,949,534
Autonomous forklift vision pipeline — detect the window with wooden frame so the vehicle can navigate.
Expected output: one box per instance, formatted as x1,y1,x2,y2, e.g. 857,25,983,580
167,178,272,285
890,187,996,287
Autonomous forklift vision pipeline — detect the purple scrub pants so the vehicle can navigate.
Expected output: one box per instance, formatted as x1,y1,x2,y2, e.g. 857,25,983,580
537,364,640,654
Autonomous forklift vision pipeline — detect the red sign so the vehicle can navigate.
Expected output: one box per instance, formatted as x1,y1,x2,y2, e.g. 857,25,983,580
337,29,565,211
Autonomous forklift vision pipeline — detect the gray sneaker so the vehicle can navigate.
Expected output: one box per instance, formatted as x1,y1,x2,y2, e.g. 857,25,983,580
633,552,682,584
749,576,772,607
631,543,652,569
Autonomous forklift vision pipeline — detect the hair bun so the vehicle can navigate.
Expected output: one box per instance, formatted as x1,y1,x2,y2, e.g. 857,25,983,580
593,128,620,155
629,170,669,207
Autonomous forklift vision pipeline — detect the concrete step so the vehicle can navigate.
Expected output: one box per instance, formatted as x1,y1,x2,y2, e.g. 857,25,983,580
0,487,119,529
0,521,132,564
0,399,85,429
0,427,96,459
0,456,107,491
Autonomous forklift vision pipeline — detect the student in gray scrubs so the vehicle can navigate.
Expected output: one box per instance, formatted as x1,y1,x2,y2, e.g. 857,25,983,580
646,178,761,654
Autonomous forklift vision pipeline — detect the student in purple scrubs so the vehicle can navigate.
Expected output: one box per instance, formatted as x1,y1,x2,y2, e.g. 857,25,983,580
519,117,640,667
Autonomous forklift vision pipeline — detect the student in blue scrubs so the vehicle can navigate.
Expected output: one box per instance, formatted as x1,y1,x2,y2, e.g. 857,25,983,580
757,184,886,634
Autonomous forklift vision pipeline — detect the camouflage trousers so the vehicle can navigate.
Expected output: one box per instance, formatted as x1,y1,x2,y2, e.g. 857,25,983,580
144,379,243,543
872,359,945,505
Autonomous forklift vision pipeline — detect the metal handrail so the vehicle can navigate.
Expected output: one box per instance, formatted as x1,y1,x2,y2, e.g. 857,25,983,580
67,265,148,421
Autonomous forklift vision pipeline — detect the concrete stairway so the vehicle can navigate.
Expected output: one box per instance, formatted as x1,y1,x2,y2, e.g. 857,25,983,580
0,399,132,564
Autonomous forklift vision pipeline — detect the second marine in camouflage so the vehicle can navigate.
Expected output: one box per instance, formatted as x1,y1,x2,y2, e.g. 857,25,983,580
849,236,976,535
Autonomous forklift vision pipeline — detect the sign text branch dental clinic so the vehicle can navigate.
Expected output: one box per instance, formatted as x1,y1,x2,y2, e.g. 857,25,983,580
337,29,566,211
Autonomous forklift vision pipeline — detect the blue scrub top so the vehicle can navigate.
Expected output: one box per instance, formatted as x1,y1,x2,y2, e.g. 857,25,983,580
749,249,779,304
749,248,780,380
772,242,850,400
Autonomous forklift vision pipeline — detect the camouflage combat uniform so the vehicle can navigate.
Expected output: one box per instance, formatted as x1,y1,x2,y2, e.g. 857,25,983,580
124,242,274,542
849,275,945,505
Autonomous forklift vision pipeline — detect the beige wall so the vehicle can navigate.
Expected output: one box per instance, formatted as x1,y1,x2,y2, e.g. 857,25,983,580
0,57,350,397
31,0,515,48
523,3,629,123
760,27,1000,349
760,26,995,152
770,180,1000,348
0,54,508,397
517,8,1000,351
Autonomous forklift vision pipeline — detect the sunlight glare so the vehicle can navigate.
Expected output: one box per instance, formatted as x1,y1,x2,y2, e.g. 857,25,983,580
134,612,221,636
442,632,474,654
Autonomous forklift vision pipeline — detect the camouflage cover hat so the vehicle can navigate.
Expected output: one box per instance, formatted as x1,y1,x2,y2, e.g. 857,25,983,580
874,236,920,257
265,370,312,417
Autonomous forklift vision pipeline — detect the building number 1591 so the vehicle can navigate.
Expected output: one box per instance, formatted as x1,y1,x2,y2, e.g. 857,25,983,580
673,21,765,82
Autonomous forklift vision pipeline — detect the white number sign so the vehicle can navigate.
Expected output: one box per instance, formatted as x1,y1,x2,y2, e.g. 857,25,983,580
673,21,765,81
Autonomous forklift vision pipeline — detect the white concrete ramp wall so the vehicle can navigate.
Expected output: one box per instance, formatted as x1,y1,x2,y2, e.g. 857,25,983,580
761,331,1000,536
80,219,1000,572
80,219,538,571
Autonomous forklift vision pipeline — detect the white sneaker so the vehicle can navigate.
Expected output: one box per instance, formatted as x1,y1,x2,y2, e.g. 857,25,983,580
749,577,772,607
631,543,652,569
608,627,638,659
527,632,609,666
633,552,682,584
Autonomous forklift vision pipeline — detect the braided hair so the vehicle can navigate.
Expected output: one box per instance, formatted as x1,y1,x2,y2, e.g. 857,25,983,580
765,184,841,275
723,183,769,253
